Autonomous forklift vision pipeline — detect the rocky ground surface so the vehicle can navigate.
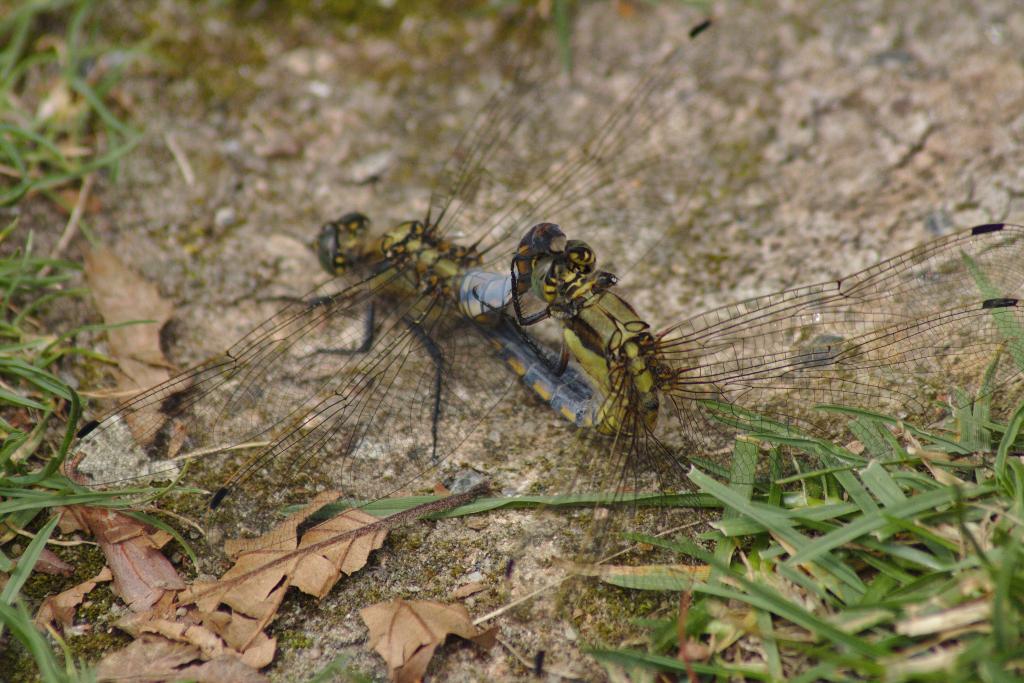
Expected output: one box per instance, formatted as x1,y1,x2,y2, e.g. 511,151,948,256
11,0,1024,680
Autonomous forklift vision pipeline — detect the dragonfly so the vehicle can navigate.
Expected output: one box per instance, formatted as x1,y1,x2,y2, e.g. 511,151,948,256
72,21,717,534
506,219,1024,521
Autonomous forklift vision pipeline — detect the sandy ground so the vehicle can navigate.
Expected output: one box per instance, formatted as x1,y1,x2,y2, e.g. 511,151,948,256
14,0,1024,680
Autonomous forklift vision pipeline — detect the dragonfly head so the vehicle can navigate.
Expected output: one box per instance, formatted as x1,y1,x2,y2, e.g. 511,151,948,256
513,222,567,296
317,212,371,275
520,222,567,256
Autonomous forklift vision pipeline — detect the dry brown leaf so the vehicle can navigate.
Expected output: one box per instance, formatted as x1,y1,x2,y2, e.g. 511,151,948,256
292,506,386,598
95,633,268,683
197,609,277,668
171,654,271,683
95,634,200,682
99,490,476,677
162,491,388,668
186,491,341,620
63,505,185,611
361,599,497,683
116,600,277,670
120,612,227,661
34,548,74,576
184,491,385,616
35,566,113,629
83,246,173,393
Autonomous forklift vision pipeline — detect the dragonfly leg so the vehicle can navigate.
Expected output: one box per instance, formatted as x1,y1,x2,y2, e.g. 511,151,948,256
510,258,551,327
516,308,552,326
403,317,442,463
500,315,568,378
554,342,569,377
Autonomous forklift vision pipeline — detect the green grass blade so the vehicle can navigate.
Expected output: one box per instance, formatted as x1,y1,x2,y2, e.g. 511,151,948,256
0,512,61,606
786,484,993,567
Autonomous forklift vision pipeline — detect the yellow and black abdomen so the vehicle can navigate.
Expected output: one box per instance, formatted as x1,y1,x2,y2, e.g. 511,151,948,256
563,290,661,435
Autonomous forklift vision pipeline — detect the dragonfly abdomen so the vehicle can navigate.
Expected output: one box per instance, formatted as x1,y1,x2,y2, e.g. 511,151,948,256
484,319,601,428
456,267,603,427
457,268,512,321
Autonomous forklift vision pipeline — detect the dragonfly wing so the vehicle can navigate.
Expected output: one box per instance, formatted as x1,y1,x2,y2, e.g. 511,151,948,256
75,273,385,486
425,31,719,283
74,269,516,526
652,223,1024,474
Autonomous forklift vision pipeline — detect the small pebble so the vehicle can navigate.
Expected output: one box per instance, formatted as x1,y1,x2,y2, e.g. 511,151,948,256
308,81,331,98
214,206,237,229
445,468,487,494
347,150,394,184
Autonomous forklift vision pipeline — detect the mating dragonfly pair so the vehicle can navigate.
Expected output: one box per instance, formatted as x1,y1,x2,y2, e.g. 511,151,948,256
74,23,1024,554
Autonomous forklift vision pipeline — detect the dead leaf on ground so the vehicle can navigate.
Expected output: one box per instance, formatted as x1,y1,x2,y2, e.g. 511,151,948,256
95,633,268,683
172,654,272,683
167,491,387,667
35,566,113,630
83,246,174,394
61,505,185,611
34,547,75,576
95,488,475,677
361,599,497,683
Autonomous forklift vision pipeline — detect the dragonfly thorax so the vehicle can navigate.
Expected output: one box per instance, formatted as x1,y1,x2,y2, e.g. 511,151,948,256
580,290,662,435
379,220,483,295
318,213,482,297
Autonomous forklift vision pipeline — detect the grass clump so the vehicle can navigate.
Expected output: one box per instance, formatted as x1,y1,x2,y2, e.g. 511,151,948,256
1,0,140,208
0,229,192,680
586,395,1024,682
0,226,93,681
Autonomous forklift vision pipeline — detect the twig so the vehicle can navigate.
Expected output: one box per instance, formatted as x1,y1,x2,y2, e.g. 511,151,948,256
164,132,195,187
40,172,94,278
5,523,97,548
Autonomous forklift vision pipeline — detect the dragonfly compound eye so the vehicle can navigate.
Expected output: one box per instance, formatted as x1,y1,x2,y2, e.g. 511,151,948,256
565,240,596,273
594,270,618,291
317,212,371,275
520,222,567,257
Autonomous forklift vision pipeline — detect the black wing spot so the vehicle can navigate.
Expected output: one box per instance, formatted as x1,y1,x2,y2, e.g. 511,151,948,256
972,223,1005,235
210,486,230,509
76,419,99,438
689,18,712,38
982,297,1018,309
533,650,546,676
